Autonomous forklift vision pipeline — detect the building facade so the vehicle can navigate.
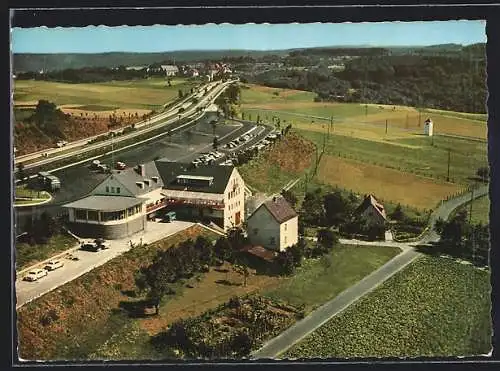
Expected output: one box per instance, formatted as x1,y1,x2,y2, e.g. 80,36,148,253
355,194,387,227
63,160,245,239
246,196,298,252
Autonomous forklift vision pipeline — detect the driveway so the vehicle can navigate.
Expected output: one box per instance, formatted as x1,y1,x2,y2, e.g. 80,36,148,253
15,220,194,309
251,184,489,359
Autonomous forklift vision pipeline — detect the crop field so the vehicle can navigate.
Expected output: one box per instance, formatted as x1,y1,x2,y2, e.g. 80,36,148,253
316,155,461,210
285,256,492,359
16,225,218,360
298,129,487,187
264,245,401,312
13,78,197,110
240,84,487,140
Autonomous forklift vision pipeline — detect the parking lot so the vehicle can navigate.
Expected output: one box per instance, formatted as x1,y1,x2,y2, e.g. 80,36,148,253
15,220,194,308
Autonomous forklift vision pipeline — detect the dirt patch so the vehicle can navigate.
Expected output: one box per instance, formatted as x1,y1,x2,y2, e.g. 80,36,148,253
266,133,316,173
317,155,461,210
140,262,285,336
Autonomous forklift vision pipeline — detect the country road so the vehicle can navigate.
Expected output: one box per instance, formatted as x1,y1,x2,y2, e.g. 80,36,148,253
251,184,489,359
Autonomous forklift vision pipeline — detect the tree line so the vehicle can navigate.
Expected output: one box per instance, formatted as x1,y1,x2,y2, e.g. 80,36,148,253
242,52,487,113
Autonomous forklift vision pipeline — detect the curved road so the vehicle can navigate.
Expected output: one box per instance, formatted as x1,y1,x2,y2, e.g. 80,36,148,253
251,184,489,359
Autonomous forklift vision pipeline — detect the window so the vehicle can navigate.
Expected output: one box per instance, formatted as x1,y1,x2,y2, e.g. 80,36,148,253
284,223,287,231
111,187,115,193
253,228,258,235
116,187,120,194
105,186,109,193
75,209,87,220
87,210,99,221
284,235,287,244
269,237,276,245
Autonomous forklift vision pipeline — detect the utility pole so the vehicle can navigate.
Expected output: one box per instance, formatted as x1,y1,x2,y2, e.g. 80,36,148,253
447,148,451,182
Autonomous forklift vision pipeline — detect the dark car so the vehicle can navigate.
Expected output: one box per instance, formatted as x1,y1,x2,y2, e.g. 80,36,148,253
80,243,101,252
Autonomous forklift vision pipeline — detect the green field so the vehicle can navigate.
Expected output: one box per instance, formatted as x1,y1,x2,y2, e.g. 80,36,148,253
285,256,491,358
422,108,487,122
13,78,198,110
298,129,487,185
264,245,401,312
15,185,51,201
456,195,491,225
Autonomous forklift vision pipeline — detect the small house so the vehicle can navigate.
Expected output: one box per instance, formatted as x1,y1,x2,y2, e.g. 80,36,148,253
246,196,298,252
424,118,434,136
354,194,387,227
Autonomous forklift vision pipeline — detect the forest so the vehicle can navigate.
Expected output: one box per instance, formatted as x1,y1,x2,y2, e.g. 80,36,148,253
242,45,487,113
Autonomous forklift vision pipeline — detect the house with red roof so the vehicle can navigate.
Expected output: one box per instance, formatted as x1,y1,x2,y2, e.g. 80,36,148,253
246,195,298,252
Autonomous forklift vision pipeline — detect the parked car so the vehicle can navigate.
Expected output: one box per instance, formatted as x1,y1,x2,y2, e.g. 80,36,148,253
80,242,101,252
94,238,110,249
44,260,64,271
116,161,126,170
24,268,48,282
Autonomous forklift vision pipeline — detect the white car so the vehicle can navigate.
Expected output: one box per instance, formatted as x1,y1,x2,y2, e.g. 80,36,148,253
24,268,48,282
45,260,64,271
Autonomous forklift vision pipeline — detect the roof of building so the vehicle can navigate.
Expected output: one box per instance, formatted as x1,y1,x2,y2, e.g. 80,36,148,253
62,195,144,211
240,245,276,262
250,196,298,224
161,65,179,71
355,194,387,220
155,160,235,194
110,162,164,196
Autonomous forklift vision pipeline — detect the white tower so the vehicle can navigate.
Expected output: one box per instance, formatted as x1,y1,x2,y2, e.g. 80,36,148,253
424,118,434,136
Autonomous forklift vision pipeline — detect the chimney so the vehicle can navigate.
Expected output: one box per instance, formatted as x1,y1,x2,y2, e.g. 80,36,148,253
137,164,146,177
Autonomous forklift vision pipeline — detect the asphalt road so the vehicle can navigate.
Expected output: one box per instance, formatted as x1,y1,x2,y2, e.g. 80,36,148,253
16,220,195,309
251,184,489,359
15,80,229,168
14,117,272,234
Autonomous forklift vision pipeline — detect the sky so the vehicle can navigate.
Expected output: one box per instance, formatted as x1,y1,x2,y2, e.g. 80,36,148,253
11,21,486,53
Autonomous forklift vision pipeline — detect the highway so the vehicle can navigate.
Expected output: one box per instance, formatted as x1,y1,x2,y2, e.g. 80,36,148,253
14,116,272,235
15,80,234,171
251,184,489,359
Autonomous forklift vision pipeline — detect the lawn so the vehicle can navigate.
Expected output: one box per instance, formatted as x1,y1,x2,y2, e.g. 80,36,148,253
15,233,78,272
16,225,218,360
15,185,51,200
13,78,197,110
285,256,492,358
264,245,401,313
297,129,487,186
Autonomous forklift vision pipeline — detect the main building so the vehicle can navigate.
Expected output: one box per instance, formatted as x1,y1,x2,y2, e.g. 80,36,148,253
63,160,245,239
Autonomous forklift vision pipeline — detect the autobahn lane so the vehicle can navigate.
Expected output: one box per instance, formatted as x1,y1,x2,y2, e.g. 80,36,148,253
16,80,234,171
14,115,263,234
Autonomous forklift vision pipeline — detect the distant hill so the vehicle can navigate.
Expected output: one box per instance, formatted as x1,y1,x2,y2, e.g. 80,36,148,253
12,44,485,72
12,50,291,73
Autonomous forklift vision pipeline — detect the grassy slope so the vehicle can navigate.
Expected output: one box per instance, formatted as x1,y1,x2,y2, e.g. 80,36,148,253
16,234,78,271
456,194,490,225
299,130,487,186
238,133,316,194
17,225,217,360
264,245,401,312
285,256,491,358
241,85,487,140
13,78,197,110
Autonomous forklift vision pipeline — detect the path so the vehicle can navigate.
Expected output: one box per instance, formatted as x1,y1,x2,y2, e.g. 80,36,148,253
251,184,488,359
